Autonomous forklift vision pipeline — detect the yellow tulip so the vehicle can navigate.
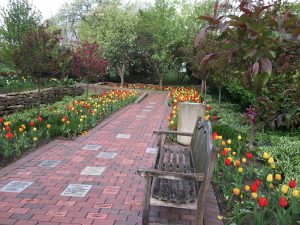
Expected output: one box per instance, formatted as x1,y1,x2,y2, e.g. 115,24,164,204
281,185,289,194
275,174,281,181
252,192,258,199
47,124,51,129
33,127,37,132
233,188,240,196
269,183,274,188
268,157,274,164
238,167,243,173
242,158,247,163
245,185,250,191
238,135,242,140
232,151,236,156
227,139,232,144
292,190,299,197
33,137,37,142
266,174,273,183
263,152,270,159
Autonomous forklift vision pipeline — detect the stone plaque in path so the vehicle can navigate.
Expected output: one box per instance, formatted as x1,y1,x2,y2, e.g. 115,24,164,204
0,181,33,193
143,109,151,112
82,144,101,151
136,115,146,118
149,102,157,105
146,147,158,154
38,160,61,168
80,167,106,176
116,133,131,139
97,152,117,159
146,105,154,108
61,184,92,197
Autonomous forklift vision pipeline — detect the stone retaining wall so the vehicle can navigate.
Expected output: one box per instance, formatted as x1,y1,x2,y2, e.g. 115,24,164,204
0,86,84,116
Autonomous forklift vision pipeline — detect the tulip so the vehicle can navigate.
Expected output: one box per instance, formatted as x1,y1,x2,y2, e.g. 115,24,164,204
258,197,268,207
275,174,281,181
266,174,273,183
233,188,240,196
224,158,231,166
238,167,243,173
238,135,242,140
251,184,258,192
292,190,299,197
38,116,43,122
6,132,13,139
246,152,252,159
245,185,250,191
252,192,258,199
289,180,296,189
279,197,288,207
47,124,51,129
242,158,246,163
268,157,274,164
281,185,289,194
263,152,270,159
227,139,231,144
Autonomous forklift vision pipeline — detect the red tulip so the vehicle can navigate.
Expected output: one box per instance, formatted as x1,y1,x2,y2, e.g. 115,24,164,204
6,132,13,139
279,197,288,207
0,118,3,123
5,126,10,131
258,197,268,207
289,180,296,189
255,179,261,187
212,132,218,140
207,105,212,110
224,158,231,166
246,152,252,159
29,121,35,127
221,150,227,156
38,116,43,122
251,184,258,192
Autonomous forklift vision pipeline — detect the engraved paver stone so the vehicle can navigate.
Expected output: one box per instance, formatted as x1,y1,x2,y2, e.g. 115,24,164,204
146,105,154,108
82,144,101,151
146,147,158,154
143,109,151,112
61,184,92,197
149,102,157,105
97,152,117,159
38,160,61,168
136,115,146,118
0,181,33,193
80,167,106,176
116,133,131,139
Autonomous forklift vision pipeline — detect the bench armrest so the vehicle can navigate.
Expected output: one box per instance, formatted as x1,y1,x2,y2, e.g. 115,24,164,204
153,130,193,137
137,168,204,182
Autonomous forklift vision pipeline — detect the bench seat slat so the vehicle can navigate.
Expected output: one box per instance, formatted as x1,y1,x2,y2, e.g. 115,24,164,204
151,145,198,204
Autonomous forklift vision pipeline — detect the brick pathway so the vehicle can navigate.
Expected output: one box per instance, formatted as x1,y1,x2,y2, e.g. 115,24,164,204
0,93,223,225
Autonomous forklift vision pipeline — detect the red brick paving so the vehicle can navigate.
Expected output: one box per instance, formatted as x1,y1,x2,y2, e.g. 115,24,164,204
0,92,223,225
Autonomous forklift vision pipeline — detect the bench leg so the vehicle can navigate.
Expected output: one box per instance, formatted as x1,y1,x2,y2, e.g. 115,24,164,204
196,205,204,225
142,176,151,225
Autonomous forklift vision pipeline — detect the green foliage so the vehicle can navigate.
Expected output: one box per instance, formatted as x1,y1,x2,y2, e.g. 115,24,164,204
226,80,255,108
0,0,41,68
78,1,137,87
0,75,75,94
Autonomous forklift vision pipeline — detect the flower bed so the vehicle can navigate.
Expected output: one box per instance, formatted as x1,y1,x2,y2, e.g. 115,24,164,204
166,87,300,225
0,90,138,160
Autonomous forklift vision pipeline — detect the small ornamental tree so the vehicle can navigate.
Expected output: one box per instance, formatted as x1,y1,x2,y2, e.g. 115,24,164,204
13,25,62,116
197,0,300,146
0,0,41,68
73,41,107,96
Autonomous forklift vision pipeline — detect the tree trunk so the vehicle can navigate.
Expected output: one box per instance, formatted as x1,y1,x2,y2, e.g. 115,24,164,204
249,122,255,149
204,80,207,102
200,80,204,95
86,83,89,97
218,86,222,114
37,77,41,116
155,65,165,88
117,64,125,87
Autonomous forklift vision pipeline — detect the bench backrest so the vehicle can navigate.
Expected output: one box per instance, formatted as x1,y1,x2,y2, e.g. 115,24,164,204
190,119,213,173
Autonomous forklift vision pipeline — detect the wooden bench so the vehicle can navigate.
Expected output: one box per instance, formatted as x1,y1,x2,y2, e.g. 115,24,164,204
137,119,216,225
